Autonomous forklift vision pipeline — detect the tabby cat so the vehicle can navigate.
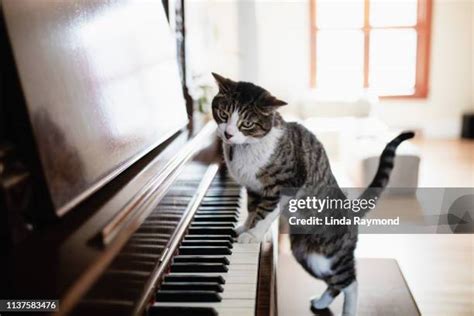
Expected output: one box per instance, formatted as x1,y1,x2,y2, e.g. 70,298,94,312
211,72,414,315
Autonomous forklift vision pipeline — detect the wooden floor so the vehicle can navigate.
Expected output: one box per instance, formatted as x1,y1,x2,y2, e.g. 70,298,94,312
277,138,474,316
411,138,474,188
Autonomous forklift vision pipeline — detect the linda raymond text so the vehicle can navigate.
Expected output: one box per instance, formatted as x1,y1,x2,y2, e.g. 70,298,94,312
288,216,400,227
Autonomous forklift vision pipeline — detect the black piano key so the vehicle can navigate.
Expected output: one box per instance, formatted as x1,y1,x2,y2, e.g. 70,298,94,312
190,221,235,228
164,275,225,284
202,197,240,202
181,240,233,248
173,256,230,265
170,263,228,273
160,282,224,292
204,192,240,198
148,306,217,316
198,206,239,212
188,227,237,237
139,222,177,228
200,201,239,207
193,215,238,222
196,211,239,217
143,218,179,224
159,199,192,205
206,187,239,190
184,235,233,243
145,214,183,221
197,207,239,212
179,246,232,256
155,290,221,302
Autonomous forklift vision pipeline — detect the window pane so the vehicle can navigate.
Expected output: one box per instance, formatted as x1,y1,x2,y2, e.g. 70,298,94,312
370,0,418,27
317,30,364,90
369,29,417,95
316,0,364,29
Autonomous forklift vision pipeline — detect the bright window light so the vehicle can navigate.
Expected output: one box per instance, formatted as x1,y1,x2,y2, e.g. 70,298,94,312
370,0,418,27
316,0,364,29
370,29,418,95
317,30,364,89
310,0,432,98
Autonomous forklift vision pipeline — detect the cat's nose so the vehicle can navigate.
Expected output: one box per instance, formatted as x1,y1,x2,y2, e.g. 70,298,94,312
224,131,233,140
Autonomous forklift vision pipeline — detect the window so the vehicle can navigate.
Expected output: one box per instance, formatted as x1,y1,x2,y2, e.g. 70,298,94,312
309,0,432,98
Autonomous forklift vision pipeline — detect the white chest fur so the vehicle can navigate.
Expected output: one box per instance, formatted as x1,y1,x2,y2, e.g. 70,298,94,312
224,128,283,193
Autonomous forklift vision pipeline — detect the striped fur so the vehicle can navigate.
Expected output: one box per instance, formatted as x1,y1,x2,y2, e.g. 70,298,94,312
356,131,415,217
211,73,414,315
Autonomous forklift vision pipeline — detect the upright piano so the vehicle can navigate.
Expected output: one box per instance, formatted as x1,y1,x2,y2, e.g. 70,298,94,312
0,1,277,315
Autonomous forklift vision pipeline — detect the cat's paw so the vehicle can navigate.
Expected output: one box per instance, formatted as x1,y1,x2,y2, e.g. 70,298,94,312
309,304,330,315
234,224,247,236
237,231,262,243
311,297,331,310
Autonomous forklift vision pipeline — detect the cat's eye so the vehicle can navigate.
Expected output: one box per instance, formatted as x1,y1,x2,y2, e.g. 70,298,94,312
218,110,228,121
241,121,255,129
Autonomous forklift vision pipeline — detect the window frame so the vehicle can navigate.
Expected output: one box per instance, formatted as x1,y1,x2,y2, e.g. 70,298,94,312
309,0,433,99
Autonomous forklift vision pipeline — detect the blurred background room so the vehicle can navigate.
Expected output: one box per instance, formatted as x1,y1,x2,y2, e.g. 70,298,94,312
184,0,473,315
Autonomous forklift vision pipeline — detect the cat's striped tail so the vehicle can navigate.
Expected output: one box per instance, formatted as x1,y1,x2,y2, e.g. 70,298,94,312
356,131,415,217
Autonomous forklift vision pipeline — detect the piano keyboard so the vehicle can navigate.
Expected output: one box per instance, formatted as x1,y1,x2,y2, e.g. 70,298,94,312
75,164,260,316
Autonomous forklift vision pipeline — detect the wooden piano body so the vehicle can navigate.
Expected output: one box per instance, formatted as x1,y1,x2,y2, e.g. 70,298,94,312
0,1,277,315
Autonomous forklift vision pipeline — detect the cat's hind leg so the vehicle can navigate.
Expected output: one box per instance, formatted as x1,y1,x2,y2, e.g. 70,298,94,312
310,281,357,316
341,281,358,316
316,255,357,315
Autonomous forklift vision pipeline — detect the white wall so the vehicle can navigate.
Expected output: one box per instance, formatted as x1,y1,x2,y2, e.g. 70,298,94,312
185,0,240,82
253,0,309,101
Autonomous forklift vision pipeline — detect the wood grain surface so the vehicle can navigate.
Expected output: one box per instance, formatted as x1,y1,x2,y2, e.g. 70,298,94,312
278,235,420,316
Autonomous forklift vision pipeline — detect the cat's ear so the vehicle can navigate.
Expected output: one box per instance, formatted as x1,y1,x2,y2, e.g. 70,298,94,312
212,72,236,93
261,92,287,108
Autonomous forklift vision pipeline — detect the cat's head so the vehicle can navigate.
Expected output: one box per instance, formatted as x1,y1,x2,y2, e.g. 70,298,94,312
211,72,287,145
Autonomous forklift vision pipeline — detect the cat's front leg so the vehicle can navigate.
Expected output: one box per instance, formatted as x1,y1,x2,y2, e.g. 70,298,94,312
234,189,261,236
238,195,280,243
234,212,256,235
